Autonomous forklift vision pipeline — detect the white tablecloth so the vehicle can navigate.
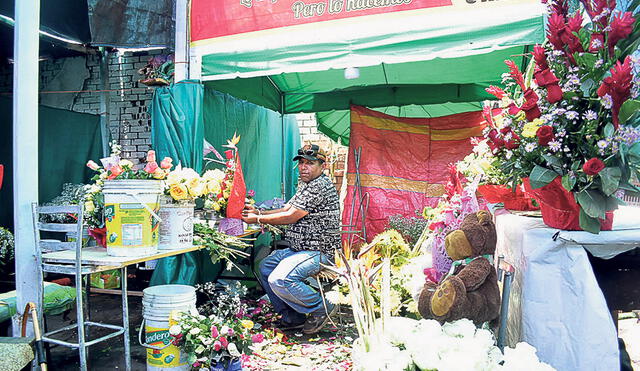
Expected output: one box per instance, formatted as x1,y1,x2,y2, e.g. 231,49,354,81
494,206,640,371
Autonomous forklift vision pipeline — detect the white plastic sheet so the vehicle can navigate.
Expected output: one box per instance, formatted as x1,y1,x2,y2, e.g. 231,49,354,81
494,206,640,371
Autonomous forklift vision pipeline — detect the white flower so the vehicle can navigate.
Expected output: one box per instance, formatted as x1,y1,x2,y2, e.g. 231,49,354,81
168,325,182,336
602,94,613,109
227,343,241,357
501,342,555,370
548,141,561,152
505,150,513,160
189,327,201,335
525,143,536,152
442,318,476,338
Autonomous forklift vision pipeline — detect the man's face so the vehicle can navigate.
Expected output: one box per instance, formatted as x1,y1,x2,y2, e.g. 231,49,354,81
298,158,324,183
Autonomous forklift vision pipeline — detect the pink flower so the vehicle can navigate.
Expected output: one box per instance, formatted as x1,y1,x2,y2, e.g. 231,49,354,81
210,325,219,338
146,150,156,163
160,157,173,170
144,161,159,174
86,160,100,171
547,14,566,52
247,189,255,197
214,340,222,351
485,85,506,99
251,334,265,343
428,221,445,231
225,150,234,160
227,328,234,336
193,362,201,368
504,60,525,90
220,336,229,348
107,164,123,180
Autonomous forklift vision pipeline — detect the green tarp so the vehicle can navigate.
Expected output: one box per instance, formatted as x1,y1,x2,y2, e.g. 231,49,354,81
0,97,102,230
149,85,300,285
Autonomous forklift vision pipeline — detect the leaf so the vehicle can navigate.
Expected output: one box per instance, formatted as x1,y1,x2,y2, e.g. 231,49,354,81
619,100,640,125
562,174,577,192
604,122,615,138
542,154,563,173
528,165,559,189
629,142,640,163
604,195,620,211
575,189,606,219
579,207,601,234
580,78,595,97
599,167,622,196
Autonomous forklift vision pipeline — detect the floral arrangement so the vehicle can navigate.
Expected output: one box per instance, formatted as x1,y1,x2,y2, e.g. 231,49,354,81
138,54,174,86
169,311,265,369
456,138,506,186
201,134,243,217
164,165,206,203
481,0,640,232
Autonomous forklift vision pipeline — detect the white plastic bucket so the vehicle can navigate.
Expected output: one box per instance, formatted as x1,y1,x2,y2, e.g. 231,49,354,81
140,285,197,371
102,180,162,257
158,200,194,250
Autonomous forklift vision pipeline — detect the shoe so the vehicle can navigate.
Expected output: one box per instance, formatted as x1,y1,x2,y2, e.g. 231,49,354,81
302,304,337,334
277,319,306,331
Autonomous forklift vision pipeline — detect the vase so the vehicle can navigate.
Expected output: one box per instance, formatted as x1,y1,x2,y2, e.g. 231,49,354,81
477,184,539,211
210,358,242,371
523,177,614,231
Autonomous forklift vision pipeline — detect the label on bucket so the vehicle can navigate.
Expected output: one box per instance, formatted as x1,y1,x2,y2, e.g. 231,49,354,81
146,325,186,368
105,202,159,248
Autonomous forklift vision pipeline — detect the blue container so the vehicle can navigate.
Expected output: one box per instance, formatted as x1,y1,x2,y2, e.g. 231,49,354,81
210,358,242,371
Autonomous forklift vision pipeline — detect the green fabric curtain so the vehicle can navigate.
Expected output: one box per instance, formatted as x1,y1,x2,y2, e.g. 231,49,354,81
149,80,208,286
0,97,102,230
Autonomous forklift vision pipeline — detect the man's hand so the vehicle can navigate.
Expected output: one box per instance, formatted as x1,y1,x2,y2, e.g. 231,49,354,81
243,202,258,216
241,212,259,224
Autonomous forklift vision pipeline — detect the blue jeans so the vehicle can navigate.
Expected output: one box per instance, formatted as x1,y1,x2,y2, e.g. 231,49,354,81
258,248,331,324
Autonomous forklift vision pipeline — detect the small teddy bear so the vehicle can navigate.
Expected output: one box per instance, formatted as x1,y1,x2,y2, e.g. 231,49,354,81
418,210,501,325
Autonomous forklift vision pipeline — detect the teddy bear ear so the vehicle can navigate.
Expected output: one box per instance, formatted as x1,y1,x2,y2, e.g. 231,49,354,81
445,230,473,260
476,210,493,224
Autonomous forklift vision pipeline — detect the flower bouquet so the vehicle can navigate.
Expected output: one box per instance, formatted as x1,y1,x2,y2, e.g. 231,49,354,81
200,134,247,236
169,312,265,370
86,145,172,255
482,0,640,233
158,164,206,250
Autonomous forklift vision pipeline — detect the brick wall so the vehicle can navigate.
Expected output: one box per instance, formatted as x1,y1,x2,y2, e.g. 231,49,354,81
0,49,167,165
296,113,348,190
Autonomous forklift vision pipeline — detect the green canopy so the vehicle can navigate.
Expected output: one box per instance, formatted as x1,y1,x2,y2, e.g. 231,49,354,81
191,0,545,144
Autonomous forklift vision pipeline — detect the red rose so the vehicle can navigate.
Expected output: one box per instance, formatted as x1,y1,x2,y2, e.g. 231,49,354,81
583,158,606,176
536,125,555,146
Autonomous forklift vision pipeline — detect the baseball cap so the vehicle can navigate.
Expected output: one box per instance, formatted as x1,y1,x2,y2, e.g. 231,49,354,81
292,144,327,163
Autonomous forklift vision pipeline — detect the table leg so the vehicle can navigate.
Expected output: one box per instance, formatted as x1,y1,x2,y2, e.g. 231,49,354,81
121,266,131,371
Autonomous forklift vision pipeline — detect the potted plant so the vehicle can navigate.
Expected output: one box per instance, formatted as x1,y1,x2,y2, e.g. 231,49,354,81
481,0,640,233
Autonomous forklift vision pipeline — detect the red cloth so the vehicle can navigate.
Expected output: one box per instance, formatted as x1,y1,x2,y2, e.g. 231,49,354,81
523,177,613,230
343,105,487,241
477,184,539,211
0,164,3,190
226,153,247,219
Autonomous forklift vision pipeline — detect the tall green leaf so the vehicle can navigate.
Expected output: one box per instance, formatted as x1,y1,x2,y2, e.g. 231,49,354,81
576,190,606,219
599,167,622,196
629,142,640,163
604,122,615,138
619,100,640,125
529,165,559,189
579,207,601,234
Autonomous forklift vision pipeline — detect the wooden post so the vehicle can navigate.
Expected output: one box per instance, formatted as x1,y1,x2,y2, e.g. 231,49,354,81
13,0,41,335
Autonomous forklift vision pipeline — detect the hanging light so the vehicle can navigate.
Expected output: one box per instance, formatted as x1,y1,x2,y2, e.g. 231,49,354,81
344,67,360,80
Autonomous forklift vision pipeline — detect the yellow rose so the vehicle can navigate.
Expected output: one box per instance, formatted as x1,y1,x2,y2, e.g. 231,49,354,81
207,181,221,195
240,320,254,329
84,201,95,213
119,159,134,169
187,178,206,197
515,110,527,121
169,184,188,201
532,118,544,126
211,202,221,212
152,168,167,180
166,168,183,186
521,122,540,138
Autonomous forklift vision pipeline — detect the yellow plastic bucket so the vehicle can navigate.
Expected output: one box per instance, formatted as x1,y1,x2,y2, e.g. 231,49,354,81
139,285,196,371
102,180,162,257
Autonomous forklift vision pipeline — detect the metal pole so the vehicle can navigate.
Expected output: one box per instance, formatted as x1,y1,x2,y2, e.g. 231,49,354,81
99,48,110,157
175,0,189,81
13,0,41,336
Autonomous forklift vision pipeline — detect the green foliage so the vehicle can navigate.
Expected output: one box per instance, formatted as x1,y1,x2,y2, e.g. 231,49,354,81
387,214,428,246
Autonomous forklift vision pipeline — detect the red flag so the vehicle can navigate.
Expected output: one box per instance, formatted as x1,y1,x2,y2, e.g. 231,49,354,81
226,153,247,219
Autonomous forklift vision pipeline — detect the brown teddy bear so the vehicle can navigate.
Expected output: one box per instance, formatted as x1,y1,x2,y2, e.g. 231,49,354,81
418,210,501,325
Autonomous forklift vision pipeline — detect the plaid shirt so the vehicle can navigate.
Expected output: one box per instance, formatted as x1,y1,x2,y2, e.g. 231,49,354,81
284,174,340,257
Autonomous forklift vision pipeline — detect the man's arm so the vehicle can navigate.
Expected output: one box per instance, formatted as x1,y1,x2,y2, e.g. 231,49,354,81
242,206,308,225
243,203,291,216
